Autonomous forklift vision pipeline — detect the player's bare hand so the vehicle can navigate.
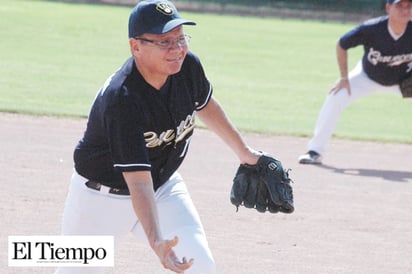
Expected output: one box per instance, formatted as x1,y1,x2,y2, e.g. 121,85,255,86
153,236,194,273
329,78,351,96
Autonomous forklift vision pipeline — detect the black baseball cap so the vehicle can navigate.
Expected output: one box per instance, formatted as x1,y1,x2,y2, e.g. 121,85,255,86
128,0,196,38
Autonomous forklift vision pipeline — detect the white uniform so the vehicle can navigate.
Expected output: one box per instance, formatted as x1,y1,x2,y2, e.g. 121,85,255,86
305,15,412,158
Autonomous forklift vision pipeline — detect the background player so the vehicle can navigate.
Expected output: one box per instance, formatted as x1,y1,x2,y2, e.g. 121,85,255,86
56,1,261,273
299,0,412,164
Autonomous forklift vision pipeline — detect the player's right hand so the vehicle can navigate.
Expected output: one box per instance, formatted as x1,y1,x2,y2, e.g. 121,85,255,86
153,236,194,273
329,78,351,96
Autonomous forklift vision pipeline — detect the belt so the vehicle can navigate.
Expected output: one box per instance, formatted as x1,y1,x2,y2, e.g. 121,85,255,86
85,181,130,196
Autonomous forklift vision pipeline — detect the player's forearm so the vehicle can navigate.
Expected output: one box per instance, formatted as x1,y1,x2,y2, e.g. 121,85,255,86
197,97,258,164
336,42,349,79
123,172,162,249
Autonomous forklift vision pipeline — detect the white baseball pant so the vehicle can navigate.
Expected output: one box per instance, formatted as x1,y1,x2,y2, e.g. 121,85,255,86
307,61,406,155
55,171,216,274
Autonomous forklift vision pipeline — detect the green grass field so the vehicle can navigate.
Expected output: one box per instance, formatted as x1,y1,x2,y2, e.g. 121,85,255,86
1,0,411,144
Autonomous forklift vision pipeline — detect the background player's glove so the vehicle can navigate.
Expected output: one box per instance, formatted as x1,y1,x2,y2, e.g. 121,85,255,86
230,153,294,214
400,74,412,98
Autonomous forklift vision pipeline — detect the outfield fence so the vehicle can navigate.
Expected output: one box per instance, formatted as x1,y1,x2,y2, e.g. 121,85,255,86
73,0,387,22
177,0,386,14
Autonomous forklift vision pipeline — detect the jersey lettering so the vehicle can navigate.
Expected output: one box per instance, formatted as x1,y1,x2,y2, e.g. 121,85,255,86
175,111,196,143
144,129,175,148
144,111,196,148
367,48,412,67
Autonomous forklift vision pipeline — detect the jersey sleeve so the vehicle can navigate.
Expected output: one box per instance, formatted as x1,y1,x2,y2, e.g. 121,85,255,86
185,52,213,111
339,16,385,50
339,24,364,50
194,65,212,111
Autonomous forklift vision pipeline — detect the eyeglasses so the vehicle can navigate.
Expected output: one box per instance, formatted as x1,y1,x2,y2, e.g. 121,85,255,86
134,34,191,50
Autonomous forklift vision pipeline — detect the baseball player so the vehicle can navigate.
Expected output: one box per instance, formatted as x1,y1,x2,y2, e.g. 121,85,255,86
56,1,261,273
299,0,412,164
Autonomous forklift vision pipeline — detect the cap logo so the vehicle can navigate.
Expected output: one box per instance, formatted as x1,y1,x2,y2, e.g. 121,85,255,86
156,3,174,16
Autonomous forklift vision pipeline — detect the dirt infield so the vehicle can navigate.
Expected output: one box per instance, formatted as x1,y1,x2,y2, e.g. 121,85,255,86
1,113,411,274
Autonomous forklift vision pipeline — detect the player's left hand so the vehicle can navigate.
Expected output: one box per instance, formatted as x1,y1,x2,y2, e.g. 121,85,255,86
230,153,294,214
239,147,262,166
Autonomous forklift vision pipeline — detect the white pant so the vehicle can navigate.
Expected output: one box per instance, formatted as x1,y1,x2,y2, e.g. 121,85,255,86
56,171,216,274
308,62,406,155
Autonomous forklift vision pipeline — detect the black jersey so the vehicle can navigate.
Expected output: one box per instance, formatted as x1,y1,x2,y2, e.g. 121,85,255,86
74,52,212,191
339,16,412,86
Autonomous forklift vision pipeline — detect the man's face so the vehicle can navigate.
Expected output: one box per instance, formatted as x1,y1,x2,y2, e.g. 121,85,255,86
387,0,412,23
132,26,189,78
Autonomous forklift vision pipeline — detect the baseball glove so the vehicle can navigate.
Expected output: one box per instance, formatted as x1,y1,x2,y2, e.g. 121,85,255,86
400,74,412,98
230,153,294,214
